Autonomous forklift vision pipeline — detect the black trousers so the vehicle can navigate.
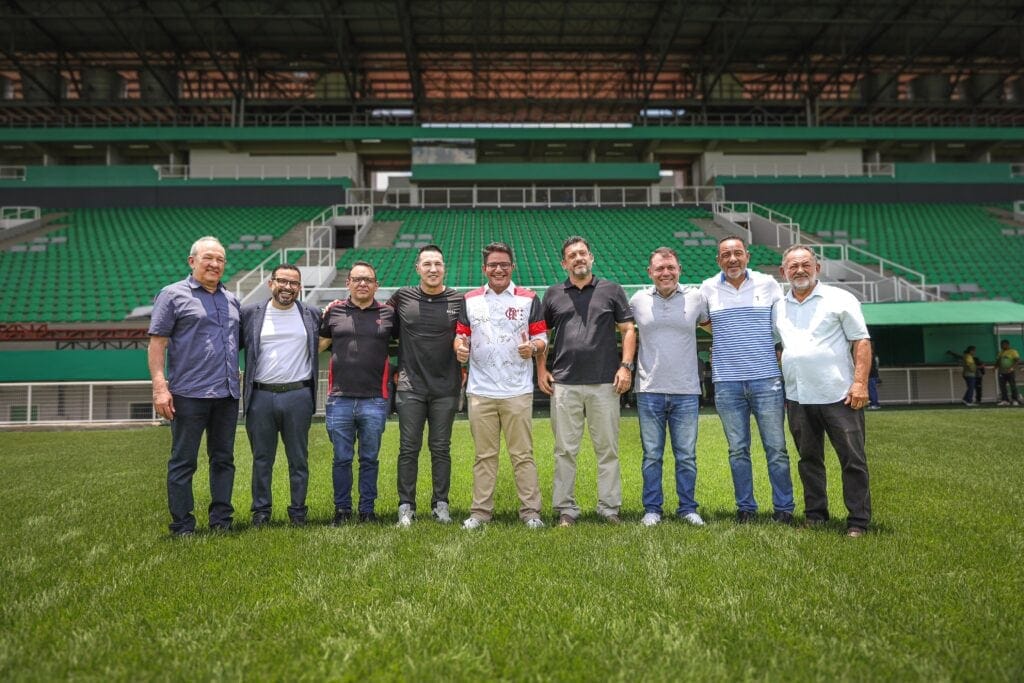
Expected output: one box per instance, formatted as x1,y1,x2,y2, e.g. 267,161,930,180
167,395,238,533
786,400,871,529
395,391,458,509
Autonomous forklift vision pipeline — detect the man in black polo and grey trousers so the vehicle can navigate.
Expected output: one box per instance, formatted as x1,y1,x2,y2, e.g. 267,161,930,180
241,263,321,527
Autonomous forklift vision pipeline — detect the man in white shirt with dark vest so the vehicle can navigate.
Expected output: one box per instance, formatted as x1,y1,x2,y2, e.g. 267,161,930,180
241,263,321,527
699,237,795,525
773,245,872,537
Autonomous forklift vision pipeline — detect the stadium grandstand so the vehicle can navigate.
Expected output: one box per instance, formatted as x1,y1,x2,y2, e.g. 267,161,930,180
2,0,1024,423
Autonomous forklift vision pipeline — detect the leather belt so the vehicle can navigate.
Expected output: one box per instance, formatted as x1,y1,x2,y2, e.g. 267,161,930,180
254,380,312,393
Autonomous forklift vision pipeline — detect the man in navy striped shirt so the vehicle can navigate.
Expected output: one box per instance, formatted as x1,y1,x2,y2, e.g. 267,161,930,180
699,237,795,524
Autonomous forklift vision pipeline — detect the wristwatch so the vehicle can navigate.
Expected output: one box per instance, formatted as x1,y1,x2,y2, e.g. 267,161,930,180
620,361,635,372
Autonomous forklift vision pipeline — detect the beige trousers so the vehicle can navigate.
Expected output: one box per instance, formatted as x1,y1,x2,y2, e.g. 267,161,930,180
467,393,542,521
550,382,622,518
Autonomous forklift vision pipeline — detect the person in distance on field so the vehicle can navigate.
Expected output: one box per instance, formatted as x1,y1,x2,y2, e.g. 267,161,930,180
995,339,1021,406
772,245,872,538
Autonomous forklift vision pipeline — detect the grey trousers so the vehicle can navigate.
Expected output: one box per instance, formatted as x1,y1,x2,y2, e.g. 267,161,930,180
550,382,623,519
245,387,314,520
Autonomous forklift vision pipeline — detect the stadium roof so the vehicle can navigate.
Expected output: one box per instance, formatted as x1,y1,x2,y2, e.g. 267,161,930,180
1,1,1022,126
863,301,1024,326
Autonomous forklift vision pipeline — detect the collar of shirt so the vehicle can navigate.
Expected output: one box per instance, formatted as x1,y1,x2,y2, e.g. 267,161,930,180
186,275,226,293
650,284,684,299
784,283,824,304
484,280,517,297
562,276,597,290
718,269,750,285
342,297,381,310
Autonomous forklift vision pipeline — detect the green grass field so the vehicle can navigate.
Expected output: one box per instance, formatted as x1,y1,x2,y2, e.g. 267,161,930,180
2,408,1023,681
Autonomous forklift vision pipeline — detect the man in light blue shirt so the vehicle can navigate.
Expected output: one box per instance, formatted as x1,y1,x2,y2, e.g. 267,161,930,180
699,237,794,524
773,245,872,537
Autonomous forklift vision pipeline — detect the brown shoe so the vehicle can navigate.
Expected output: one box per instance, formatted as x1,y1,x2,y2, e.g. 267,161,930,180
846,526,866,538
604,514,622,525
557,514,575,528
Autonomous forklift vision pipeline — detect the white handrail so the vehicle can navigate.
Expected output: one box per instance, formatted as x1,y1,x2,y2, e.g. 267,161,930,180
345,185,723,209
0,166,27,181
710,161,895,179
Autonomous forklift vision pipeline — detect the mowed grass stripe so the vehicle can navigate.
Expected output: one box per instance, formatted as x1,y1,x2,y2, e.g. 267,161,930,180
1,409,1022,680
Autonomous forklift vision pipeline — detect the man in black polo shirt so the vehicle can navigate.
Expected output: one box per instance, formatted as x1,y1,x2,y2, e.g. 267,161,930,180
538,236,636,527
387,245,464,527
318,261,396,524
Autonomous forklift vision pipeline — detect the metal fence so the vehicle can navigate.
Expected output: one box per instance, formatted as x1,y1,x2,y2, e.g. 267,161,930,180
2,367,1018,427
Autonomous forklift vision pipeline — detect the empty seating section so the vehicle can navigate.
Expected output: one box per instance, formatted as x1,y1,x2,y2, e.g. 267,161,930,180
771,204,1024,302
0,205,322,323
338,208,780,288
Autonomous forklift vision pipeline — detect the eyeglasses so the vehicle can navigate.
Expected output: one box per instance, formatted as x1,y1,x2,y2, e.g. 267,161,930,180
348,276,377,285
272,278,301,289
484,262,513,271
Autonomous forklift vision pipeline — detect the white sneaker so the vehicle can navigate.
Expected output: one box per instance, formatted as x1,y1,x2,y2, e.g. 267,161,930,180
1015,400,1022,406
640,512,661,527
963,400,977,407
998,400,1010,406
525,517,545,529
462,516,483,530
681,512,706,526
396,503,414,528
432,501,451,524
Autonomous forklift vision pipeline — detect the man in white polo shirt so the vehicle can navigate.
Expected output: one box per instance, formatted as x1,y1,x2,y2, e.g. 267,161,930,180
773,245,872,537
630,247,708,527
455,242,547,529
699,237,795,524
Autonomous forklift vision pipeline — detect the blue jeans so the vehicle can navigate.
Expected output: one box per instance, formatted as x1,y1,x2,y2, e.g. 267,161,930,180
167,395,238,533
714,377,794,513
325,396,389,514
867,377,880,407
962,376,977,404
637,393,700,516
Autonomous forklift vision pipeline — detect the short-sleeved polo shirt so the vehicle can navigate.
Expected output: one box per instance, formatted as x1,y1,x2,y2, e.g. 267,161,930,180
630,284,707,395
699,269,782,383
148,275,240,399
319,299,396,398
541,276,633,385
772,282,870,404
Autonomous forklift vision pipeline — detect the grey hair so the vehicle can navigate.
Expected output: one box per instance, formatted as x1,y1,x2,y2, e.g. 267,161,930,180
189,236,224,257
781,244,818,263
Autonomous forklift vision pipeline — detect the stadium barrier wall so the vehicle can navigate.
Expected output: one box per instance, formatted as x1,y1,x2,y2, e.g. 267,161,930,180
2,367,1018,426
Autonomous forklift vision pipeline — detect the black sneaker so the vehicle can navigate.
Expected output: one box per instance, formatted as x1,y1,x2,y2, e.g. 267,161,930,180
736,510,755,524
358,512,378,523
771,510,794,525
289,516,306,527
251,512,271,529
210,523,233,533
332,510,352,526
